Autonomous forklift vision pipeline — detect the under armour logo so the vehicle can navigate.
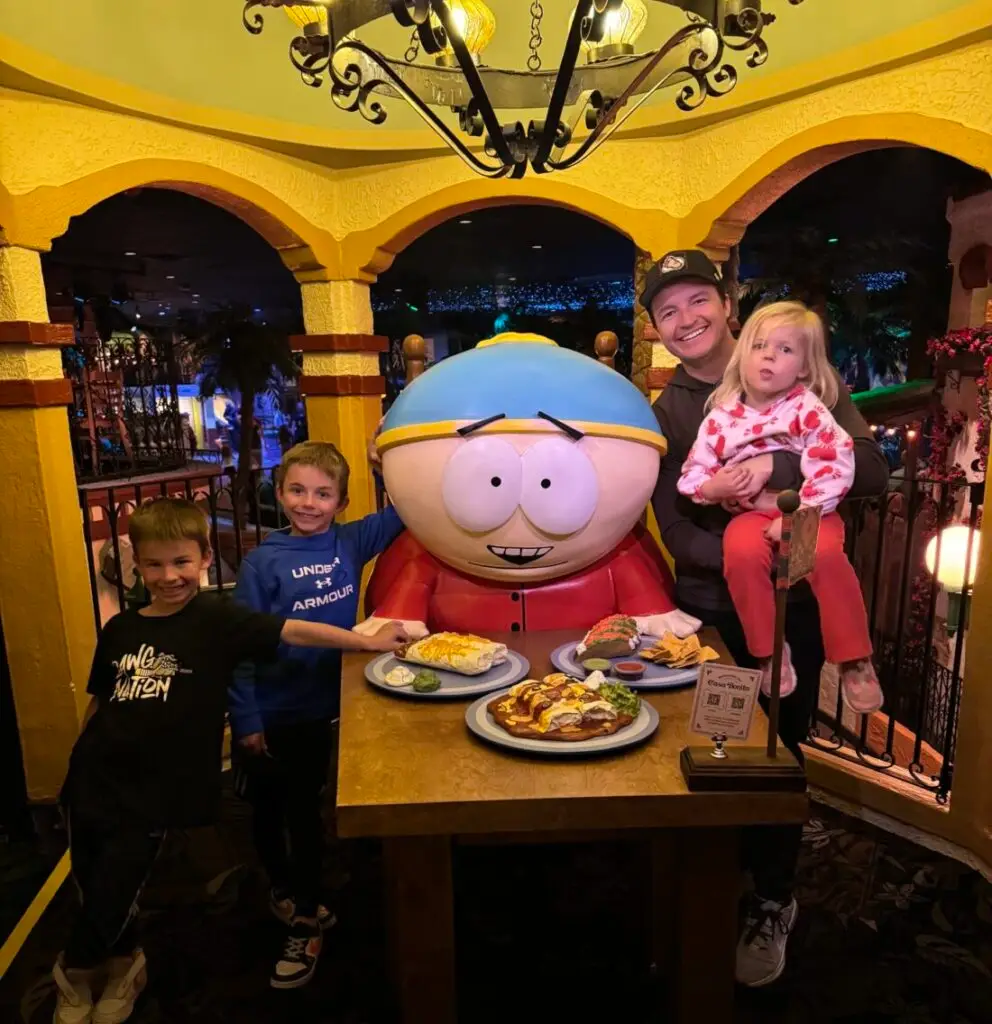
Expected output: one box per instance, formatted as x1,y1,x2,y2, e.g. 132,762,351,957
314,577,334,590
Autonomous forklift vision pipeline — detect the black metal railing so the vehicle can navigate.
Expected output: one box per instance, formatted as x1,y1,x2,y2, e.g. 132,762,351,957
806,477,981,803
79,466,290,624
78,462,978,804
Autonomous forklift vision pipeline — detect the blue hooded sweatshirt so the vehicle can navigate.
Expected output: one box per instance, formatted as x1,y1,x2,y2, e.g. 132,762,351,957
228,505,404,738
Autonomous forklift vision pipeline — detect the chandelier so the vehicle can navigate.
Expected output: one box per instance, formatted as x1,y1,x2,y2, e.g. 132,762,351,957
243,1,808,179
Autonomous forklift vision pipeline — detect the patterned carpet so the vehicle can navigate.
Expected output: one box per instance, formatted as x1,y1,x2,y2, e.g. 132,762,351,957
2,788,990,1024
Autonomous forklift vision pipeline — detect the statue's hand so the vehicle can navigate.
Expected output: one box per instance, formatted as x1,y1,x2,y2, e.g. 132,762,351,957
633,610,702,639
354,616,429,641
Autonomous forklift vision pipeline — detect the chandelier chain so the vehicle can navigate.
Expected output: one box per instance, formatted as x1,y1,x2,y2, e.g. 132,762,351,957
404,27,420,63
528,2,544,72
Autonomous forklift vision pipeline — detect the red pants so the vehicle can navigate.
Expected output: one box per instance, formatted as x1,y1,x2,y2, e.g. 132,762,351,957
723,510,872,664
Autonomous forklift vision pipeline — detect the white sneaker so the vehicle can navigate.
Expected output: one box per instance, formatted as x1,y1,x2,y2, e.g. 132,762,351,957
91,949,147,1024
735,897,798,987
269,888,336,932
270,919,322,989
52,958,98,1024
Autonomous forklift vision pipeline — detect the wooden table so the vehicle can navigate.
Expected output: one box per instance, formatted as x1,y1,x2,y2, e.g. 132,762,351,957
337,630,808,1023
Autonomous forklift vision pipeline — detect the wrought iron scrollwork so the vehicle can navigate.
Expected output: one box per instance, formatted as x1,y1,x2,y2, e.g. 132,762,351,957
290,33,331,88
242,0,811,180
242,0,268,35
454,99,485,138
330,57,388,126
390,0,447,56
721,5,777,70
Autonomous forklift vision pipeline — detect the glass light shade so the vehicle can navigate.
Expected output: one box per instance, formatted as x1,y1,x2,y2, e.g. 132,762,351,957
284,4,328,33
925,525,981,593
582,0,648,60
432,1,497,60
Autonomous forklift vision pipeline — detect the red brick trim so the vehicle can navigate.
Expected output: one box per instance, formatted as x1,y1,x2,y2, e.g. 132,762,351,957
0,378,73,407
0,321,75,346
298,375,386,397
290,333,389,353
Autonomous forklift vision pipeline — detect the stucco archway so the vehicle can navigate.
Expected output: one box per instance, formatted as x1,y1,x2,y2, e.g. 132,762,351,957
685,114,992,257
338,178,678,283
7,159,339,277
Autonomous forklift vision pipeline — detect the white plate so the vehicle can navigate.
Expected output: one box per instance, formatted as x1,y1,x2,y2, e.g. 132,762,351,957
365,649,530,699
550,636,700,690
465,688,660,757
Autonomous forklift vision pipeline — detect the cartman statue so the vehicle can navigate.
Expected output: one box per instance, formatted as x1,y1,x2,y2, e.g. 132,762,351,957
357,333,700,640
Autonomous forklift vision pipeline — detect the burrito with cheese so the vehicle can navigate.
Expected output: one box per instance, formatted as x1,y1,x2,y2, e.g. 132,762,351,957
394,632,507,676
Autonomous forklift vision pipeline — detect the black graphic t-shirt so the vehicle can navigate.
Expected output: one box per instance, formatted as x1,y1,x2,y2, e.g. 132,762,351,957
63,593,285,828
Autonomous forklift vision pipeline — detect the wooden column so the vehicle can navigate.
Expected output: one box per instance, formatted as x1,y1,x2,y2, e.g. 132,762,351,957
292,279,386,522
0,244,97,800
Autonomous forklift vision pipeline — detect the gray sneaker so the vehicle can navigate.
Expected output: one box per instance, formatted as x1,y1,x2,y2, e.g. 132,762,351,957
735,897,798,987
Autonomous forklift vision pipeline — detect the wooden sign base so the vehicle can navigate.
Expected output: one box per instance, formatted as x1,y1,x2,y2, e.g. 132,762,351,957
680,745,807,793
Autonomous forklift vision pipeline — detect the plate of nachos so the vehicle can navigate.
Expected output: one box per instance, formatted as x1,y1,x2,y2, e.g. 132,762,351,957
550,616,720,690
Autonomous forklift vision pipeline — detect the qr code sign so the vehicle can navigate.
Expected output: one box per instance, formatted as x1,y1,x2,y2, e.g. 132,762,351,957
706,693,722,707
731,696,746,710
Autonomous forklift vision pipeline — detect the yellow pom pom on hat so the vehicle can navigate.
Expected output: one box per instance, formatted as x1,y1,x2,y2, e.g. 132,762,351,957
377,332,665,453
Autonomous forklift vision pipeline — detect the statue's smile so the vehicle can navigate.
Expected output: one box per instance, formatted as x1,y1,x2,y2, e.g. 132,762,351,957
484,544,553,566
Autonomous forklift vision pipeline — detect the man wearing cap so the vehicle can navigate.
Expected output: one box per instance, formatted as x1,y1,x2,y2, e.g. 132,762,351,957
643,250,889,987
359,332,700,639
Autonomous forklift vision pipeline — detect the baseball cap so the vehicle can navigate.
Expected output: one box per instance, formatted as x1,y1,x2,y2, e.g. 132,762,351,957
639,249,725,315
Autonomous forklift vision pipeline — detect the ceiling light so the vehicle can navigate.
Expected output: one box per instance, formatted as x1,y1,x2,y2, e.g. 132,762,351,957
245,0,808,179
430,1,496,67
166,274,175,280
124,251,137,257
459,219,472,225
531,245,542,250
581,0,648,62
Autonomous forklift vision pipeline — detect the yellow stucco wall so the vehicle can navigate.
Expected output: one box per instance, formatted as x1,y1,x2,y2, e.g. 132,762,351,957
1,23,992,867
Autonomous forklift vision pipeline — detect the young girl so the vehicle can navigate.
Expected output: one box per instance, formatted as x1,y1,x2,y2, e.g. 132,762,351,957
677,301,883,714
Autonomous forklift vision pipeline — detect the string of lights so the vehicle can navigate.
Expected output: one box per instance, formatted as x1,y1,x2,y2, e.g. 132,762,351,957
374,270,909,315
374,279,635,314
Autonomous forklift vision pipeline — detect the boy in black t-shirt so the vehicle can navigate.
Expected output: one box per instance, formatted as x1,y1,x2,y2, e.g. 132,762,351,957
54,498,407,1024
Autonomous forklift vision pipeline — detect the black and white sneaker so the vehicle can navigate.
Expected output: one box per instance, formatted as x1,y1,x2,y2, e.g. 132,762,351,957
269,888,336,932
271,920,323,989
735,896,798,987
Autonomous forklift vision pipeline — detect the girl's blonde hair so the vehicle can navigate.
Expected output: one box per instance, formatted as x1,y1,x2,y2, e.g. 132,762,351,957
708,301,838,412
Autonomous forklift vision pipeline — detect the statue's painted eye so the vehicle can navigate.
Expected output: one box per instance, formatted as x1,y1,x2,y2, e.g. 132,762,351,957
441,437,522,532
519,438,598,535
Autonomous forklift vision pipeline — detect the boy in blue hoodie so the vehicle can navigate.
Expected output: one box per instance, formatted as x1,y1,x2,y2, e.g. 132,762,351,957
229,441,403,989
